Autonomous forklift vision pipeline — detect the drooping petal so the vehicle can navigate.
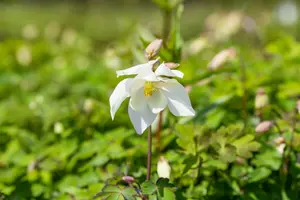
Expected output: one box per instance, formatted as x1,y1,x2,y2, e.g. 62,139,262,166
147,91,167,114
159,79,195,116
129,88,148,112
116,59,158,77
109,78,133,119
155,63,184,78
128,104,157,134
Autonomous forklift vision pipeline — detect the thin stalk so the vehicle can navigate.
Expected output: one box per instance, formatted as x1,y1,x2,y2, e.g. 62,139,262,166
147,126,152,180
240,56,248,130
280,108,297,193
274,121,283,135
162,9,172,46
285,109,297,162
156,111,163,152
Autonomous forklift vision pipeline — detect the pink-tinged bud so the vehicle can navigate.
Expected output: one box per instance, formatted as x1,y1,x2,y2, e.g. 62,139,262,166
122,176,135,184
297,99,300,114
145,39,163,60
274,136,285,146
164,62,180,69
255,88,269,109
255,120,273,133
208,47,236,70
157,156,171,179
277,143,286,155
236,157,246,165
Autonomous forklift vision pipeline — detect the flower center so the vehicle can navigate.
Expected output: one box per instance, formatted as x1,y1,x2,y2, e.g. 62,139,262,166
144,81,157,97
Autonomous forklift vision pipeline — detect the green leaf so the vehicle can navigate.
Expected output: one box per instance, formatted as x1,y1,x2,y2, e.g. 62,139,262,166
219,144,237,163
248,167,272,183
158,188,176,200
175,125,196,154
182,155,198,174
94,185,136,200
141,181,157,195
232,135,261,158
252,146,282,170
156,178,175,198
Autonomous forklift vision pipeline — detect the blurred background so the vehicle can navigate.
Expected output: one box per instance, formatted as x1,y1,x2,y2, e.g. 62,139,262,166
1,0,300,43
1,0,300,199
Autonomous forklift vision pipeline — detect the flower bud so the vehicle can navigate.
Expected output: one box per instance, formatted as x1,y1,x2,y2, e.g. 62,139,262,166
22,24,39,40
122,176,135,184
83,98,94,113
54,122,64,134
44,21,60,40
157,156,171,179
276,143,286,155
274,136,285,145
145,39,163,60
164,62,180,69
255,120,273,133
208,47,236,70
255,88,269,109
236,156,246,165
16,45,32,66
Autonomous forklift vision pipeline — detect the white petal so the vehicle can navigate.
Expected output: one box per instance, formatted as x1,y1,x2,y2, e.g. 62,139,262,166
128,104,157,134
155,63,184,78
128,78,145,95
136,68,160,82
129,88,148,112
116,60,158,77
147,91,167,114
159,80,195,116
109,78,133,119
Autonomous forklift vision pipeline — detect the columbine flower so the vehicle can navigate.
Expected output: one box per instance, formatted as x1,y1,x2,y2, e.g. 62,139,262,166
109,60,195,134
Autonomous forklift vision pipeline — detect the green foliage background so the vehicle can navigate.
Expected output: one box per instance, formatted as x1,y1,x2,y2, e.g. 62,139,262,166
1,0,300,199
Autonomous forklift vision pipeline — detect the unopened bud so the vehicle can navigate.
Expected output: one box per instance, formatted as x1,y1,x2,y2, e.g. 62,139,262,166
16,45,32,66
54,122,64,134
236,157,246,165
255,120,273,133
83,98,94,113
208,47,236,70
297,99,300,114
164,62,180,69
22,24,39,40
274,136,285,146
277,143,286,155
157,156,171,179
122,176,135,184
145,39,163,60
255,88,269,109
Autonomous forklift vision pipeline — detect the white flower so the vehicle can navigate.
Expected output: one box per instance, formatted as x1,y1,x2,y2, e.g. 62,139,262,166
109,60,195,134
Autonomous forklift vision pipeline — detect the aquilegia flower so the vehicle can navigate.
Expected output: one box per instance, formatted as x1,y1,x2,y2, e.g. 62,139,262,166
109,60,195,134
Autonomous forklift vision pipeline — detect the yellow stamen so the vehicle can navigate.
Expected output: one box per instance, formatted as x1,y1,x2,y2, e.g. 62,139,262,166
144,81,157,97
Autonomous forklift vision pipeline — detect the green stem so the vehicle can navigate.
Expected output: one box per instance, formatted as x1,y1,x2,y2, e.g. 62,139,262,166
239,56,248,130
147,126,152,180
162,9,172,46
